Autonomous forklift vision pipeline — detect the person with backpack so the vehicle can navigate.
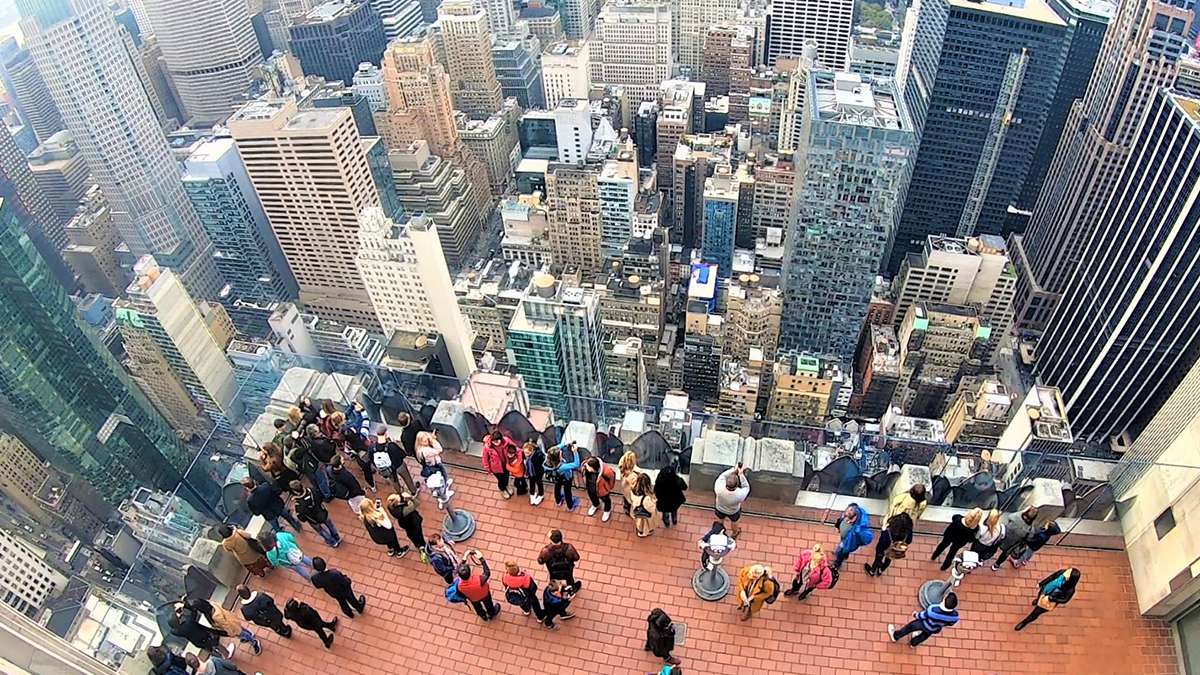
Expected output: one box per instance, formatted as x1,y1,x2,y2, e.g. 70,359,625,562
993,506,1040,571
784,543,834,600
505,439,529,497
220,525,272,577
457,549,502,621
241,477,303,533
832,503,874,568
237,586,292,637
653,464,688,528
541,579,576,629
148,645,189,675
186,596,263,656
582,456,617,522
864,513,913,577
343,428,377,493
545,442,581,511
296,424,336,501
631,472,658,537
374,427,417,494
482,430,516,499
537,529,582,592
290,480,341,547
386,491,428,559
327,455,366,515
1016,567,1081,631
310,557,366,618
283,598,338,649
645,608,681,666
429,532,461,584
888,592,960,648
261,529,315,580
524,441,546,506
735,564,780,621
502,560,543,620
168,601,226,654
931,507,983,571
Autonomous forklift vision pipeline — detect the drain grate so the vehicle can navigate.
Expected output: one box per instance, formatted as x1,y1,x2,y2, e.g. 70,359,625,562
673,622,687,646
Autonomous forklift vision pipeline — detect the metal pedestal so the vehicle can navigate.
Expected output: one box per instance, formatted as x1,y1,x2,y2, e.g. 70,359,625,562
693,566,730,601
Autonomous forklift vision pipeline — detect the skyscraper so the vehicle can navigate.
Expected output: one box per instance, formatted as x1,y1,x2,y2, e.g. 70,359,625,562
590,0,673,104
492,37,546,109
0,42,64,143
546,162,603,276
701,164,739,276
228,98,389,328
1033,89,1200,444
287,0,387,84
780,72,916,361
141,0,262,124
766,0,853,69
380,34,461,158
439,0,504,119
388,140,487,270
0,197,195,505
1012,0,1193,334
0,123,65,254
597,141,638,258
18,0,224,299
541,41,590,108
558,0,596,38
892,0,1075,271
477,0,516,35
675,0,740,77
369,0,424,40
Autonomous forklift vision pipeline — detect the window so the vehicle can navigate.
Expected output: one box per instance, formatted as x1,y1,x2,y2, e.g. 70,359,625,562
1155,507,1176,539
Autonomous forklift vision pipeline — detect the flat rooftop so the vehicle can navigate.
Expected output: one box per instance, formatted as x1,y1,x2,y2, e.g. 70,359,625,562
283,108,344,130
812,71,908,131
948,0,1067,26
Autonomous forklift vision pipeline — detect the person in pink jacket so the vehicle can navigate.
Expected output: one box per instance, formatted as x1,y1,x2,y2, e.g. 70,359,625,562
482,430,516,499
783,544,834,601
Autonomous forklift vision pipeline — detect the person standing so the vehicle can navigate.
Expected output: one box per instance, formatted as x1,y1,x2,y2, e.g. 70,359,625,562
1015,567,1081,631
374,427,417,494
187,597,262,656
971,509,1006,562
699,521,737,569
537,529,582,592
884,484,928,525
482,431,516,498
457,550,502,621
505,439,529,497
283,599,338,649
1012,520,1061,568
298,423,337,500
343,428,377,493
994,506,1040,570
502,561,543,620
219,525,272,577
524,441,546,506
864,513,913,577
545,442,581,511
832,503,874,569
237,586,292,637
290,481,341,547
618,451,641,517
261,529,315,580
888,592,960,648
242,478,303,533
428,532,461,585
714,464,751,539
328,455,367,515
735,564,780,621
386,492,428,558
645,608,681,666
653,464,688,528
395,412,424,462
631,472,658,537
359,497,407,557
147,645,189,675
784,544,834,600
168,602,226,655
310,557,367,618
185,652,244,675
931,507,983,571
582,456,616,522
415,430,450,484
541,579,576,629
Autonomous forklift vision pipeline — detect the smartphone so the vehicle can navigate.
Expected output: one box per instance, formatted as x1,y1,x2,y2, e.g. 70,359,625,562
375,499,382,509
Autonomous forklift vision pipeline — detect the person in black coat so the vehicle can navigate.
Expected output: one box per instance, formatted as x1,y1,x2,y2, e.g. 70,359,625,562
931,507,984,571
344,430,377,492
242,478,303,532
290,481,341,547
147,645,189,675
386,491,428,552
310,557,366,618
327,455,366,515
298,396,319,427
169,602,224,653
653,465,688,528
284,598,338,649
395,412,424,459
374,428,417,494
237,585,292,637
645,607,681,666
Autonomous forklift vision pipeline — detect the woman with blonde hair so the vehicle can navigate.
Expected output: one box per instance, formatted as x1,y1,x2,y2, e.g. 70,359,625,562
415,430,450,483
971,508,1006,562
359,497,407,557
932,507,984,571
735,564,780,620
631,472,658,537
618,450,641,517
785,543,834,600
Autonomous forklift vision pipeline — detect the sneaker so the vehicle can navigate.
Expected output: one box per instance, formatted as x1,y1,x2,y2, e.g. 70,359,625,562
368,484,377,493
991,563,1002,572
587,505,598,517
358,595,366,611
332,538,342,548
887,624,897,642
251,640,263,655
567,498,580,512
437,499,446,510
522,609,531,616
560,612,576,621
225,643,236,659
388,549,399,557
602,510,611,522
501,491,512,500
783,587,799,597
397,547,411,558
863,563,875,577
529,494,537,505
322,637,334,650
532,494,544,505
330,618,339,631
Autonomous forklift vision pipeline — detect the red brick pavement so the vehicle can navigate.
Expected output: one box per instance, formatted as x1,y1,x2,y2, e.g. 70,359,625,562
234,466,1177,675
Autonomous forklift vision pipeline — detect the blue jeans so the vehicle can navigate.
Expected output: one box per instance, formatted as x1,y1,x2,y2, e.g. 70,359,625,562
314,519,340,546
308,466,332,501
268,510,303,533
287,556,314,580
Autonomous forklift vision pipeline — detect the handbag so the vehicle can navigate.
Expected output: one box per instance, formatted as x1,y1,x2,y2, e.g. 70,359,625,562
372,450,392,471
1036,594,1057,611
504,587,527,606
632,496,652,519
886,541,909,560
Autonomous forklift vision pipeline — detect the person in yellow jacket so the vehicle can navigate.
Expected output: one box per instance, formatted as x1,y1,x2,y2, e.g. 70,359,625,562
884,484,928,524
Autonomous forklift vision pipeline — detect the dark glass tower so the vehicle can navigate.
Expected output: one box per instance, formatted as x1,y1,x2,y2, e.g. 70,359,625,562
287,1,388,83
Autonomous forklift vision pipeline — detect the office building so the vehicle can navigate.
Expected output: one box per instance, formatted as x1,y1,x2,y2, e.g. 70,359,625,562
493,37,546,109
520,4,564,44
541,41,590,108
26,131,91,222
894,302,988,418
61,187,125,298
776,41,819,156
478,0,516,34
0,528,67,618
115,257,244,428
131,33,183,125
380,34,461,158
0,43,63,142
701,164,739,276
546,160,602,275
439,0,504,118
356,208,478,376
228,98,392,328
606,335,648,407
748,154,794,252
0,434,108,540
654,86,693,213
19,0,223,299
352,62,387,111
558,0,595,38
942,377,1012,446
767,353,841,426
141,0,262,123
0,122,64,254
1013,0,1187,334
849,323,901,420
0,197,194,504
676,0,740,77
507,273,606,421
370,0,423,40
849,37,899,78
118,487,203,568
589,0,673,104
781,72,916,362
1177,56,1200,97
598,141,638,258
459,108,519,196
389,140,487,269
766,0,853,69
892,0,1079,271
288,0,387,84
182,137,298,317
1034,89,1200,445
671,132,731,248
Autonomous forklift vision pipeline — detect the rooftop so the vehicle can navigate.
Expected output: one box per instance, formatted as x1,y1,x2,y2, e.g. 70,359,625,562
948,0,1067,26
812,71,907,130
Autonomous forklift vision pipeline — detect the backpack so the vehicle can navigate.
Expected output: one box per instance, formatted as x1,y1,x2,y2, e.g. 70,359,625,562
430,551,455,578
886,541,910,560
372,449,392,472
504,586,527,606
827,564,841,589
764,577,782,605
633,496,652,519
444,578,466,604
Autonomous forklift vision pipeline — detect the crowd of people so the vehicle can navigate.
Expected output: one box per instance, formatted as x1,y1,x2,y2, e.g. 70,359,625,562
153,399,1082,673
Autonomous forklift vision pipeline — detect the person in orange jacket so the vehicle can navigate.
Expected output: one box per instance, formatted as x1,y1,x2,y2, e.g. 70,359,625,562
582,456,617,522
505,440,528,497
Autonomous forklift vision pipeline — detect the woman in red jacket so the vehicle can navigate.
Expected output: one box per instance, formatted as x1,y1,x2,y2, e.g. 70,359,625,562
784,543,834,601
482,431,516,499
582,456,616,522
505,440,528,497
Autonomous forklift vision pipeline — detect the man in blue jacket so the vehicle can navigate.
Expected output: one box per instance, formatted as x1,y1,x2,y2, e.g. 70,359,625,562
887,592,960,647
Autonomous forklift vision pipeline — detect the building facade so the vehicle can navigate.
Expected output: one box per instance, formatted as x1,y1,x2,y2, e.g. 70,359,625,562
766,0,853,69
287,0,387,84
439,0,504,119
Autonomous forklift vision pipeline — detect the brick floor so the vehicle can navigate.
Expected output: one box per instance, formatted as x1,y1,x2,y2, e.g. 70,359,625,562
234,465,1177,675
